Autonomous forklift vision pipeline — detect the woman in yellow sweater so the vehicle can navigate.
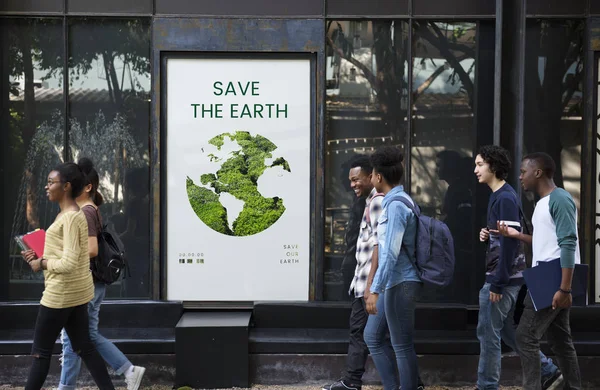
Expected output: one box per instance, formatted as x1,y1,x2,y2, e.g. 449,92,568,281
21,162,114,390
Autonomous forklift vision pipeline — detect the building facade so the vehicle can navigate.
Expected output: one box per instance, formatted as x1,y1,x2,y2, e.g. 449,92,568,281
1,0,599,386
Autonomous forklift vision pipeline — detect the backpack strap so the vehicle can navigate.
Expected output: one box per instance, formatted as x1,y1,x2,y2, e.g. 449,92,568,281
93,206,103,234
395,196,421,271
81,204,103,234
396,196,420,217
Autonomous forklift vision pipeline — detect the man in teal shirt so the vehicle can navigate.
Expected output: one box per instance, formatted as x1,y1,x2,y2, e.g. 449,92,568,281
497,152,582,390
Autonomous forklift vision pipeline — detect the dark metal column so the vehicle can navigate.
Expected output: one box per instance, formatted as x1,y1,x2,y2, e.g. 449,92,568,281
494,0,503,145
498,0,527,190
585,17,600,302
63,16,69,161
0,20,10,300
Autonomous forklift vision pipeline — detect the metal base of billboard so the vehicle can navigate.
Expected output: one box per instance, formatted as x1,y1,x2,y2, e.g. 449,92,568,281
175,311,252,389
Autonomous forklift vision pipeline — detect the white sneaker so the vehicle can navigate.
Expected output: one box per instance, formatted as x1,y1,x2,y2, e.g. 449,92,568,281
124,365,146,390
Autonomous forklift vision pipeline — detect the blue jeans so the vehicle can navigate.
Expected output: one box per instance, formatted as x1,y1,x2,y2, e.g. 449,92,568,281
477,283,558,390
59,283,132,390
365,282,421,390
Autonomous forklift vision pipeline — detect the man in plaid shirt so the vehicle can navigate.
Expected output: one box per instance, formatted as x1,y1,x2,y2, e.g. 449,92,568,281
323,155,383,390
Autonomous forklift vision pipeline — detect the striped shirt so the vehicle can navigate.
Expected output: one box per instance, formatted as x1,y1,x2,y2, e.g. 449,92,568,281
41,211,94,309
349,188,383,298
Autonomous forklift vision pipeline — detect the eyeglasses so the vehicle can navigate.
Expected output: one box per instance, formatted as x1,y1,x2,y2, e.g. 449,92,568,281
47,179,62,186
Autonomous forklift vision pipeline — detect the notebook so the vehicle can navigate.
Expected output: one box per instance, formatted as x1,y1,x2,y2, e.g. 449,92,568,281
522,258,588,311
18,229,46,258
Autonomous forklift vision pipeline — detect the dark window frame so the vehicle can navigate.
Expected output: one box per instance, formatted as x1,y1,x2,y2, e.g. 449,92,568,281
526,0,587,17
0,16,67,301
152,18,325,302
322,18,488,304
0,15,153,302
1,11,598,303
0,0,594,18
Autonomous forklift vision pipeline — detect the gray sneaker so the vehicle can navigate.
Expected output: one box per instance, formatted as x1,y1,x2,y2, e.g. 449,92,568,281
542,369,563,390
322,380,361,390
124,365,146,390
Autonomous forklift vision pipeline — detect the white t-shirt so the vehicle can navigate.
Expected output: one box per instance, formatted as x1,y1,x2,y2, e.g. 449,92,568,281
531,188,580,267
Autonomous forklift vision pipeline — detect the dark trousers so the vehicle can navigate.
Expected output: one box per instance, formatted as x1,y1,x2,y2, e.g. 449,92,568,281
25,303,115,390
516,294,582,390
344,296,370,385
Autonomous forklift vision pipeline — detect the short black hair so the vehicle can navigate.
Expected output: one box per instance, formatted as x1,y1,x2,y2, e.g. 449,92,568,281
349,154,373,175
477,145,511,180
370,146,404,185
523,152,556,179
52,162,86,199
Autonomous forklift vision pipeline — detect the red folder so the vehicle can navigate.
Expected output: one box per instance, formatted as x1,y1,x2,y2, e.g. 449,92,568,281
22,229,46,258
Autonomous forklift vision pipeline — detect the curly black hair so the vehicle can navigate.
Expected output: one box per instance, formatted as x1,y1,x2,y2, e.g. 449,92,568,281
523,152,556,179
349,154,373,175
477,145,511,180
370,146,404,185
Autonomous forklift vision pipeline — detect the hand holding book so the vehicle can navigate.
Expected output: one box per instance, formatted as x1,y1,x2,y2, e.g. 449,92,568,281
14,229,45,258
21,249,37,263
15,229,46,271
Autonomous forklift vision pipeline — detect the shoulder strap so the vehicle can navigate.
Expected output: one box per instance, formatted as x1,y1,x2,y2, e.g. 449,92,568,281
87,205,103,234
394,197,420,270
396,196,420,217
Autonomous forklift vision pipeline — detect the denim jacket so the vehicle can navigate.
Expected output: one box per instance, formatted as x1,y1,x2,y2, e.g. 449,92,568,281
370,186,421,294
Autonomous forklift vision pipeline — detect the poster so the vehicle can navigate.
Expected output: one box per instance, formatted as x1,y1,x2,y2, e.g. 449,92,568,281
165,57,311,301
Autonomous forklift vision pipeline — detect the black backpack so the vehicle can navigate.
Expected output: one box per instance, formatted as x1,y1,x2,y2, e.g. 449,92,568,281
91,208,129,285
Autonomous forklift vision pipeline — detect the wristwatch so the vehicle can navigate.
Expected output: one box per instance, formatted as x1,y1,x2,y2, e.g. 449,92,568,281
559,288,572,294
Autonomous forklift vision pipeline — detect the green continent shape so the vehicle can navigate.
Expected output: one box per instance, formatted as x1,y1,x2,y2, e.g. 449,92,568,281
204,131,291,236
186,177,233,235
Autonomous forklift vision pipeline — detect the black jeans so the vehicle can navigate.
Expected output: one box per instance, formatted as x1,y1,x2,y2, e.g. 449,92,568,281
344,296,369,385
516,294,581,390
26,303,115,390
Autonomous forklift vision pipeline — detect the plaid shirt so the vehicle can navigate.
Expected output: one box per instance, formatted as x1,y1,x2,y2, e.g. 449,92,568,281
349,188,383,297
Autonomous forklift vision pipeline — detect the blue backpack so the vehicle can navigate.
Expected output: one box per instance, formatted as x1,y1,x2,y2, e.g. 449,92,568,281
397,197,455,287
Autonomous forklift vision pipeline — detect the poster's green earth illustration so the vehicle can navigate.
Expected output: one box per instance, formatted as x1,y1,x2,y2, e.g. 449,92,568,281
186,131,291,236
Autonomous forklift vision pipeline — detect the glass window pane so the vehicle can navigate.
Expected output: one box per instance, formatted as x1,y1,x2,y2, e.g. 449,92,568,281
1,18,64,301
68,18,151,299
411,21,478,303
325,20,409,301
524,20,583,212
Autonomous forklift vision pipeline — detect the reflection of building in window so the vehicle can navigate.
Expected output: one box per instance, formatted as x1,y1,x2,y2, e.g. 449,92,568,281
4,17,152,299
410,22,476,217
524,20,583,207
324,20,483,303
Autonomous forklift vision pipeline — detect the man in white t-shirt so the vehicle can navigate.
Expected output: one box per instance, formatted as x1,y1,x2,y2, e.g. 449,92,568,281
497,152,581,390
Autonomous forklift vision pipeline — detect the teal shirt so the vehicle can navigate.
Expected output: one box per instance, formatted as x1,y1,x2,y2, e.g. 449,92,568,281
532,187,580,268
549,188,578,268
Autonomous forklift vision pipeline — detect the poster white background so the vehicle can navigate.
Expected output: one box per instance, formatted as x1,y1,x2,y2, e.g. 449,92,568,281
166,57,311,301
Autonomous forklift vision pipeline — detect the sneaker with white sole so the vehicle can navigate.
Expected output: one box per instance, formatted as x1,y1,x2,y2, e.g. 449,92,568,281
322,379,361,390
124,365,146,390
542,369,564,390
